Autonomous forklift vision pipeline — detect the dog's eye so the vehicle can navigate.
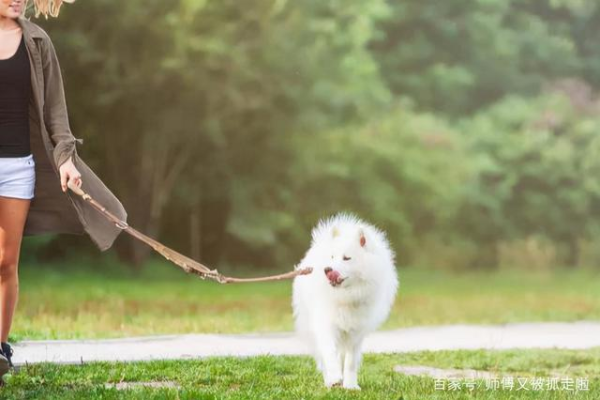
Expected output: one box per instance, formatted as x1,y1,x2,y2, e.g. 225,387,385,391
343,255,351,261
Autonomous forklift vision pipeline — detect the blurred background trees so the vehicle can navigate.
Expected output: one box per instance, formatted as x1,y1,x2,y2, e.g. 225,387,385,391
22,0,600,271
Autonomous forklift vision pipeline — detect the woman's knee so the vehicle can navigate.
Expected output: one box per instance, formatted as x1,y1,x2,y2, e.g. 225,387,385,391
0,251,19,279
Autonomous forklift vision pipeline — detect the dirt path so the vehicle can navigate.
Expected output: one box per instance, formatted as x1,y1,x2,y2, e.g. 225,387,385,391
12,321,600,366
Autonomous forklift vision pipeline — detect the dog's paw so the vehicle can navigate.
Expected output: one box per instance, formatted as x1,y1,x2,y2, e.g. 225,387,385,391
324,375,343,388
342,381,361,390
325,380,343,389
324,369,343,388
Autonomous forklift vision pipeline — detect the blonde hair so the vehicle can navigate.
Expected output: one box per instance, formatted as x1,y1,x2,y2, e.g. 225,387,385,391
26,0,75,18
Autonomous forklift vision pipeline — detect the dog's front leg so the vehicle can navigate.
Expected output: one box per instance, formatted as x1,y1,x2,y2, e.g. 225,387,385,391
315,331,343,387
342,341,363,390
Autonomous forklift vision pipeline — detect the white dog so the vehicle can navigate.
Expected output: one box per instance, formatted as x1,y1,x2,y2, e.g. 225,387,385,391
292,213,398,389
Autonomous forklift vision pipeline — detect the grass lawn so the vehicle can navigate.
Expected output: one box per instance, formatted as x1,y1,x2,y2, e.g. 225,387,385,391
1,348,598,399
12,255,600,340
6,256,599,398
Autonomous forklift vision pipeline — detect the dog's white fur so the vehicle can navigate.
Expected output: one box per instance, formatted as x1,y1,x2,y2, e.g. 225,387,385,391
292,213,398,389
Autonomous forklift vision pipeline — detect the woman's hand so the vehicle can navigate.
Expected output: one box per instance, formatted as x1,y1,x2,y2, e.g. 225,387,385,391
58,157,82,192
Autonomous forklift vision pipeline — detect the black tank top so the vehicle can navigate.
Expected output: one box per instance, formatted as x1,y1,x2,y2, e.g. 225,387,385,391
0,35,31,157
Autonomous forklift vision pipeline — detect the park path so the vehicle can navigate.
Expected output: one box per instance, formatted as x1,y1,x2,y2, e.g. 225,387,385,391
12,321,600,366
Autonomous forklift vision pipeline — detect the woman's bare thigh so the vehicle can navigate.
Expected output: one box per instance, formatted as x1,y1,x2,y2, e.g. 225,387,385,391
0,197,31,264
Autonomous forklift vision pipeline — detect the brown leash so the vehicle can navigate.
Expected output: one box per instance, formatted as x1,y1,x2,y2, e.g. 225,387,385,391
67,181,312,283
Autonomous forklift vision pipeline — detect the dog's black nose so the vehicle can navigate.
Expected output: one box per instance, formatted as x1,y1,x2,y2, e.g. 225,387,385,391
324,267,332,275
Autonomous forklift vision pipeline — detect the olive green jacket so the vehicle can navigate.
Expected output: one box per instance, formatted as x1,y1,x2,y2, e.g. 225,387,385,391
17,16,127,251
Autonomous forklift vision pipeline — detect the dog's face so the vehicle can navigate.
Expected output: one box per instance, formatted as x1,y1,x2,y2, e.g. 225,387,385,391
321,226,369,288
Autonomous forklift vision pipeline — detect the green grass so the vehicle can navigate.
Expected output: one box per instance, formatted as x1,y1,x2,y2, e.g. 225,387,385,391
1,348,598,399
8,257,600,398
12,256,600,340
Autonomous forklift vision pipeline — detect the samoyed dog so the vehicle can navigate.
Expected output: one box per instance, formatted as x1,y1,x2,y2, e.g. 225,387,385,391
292,213,398,389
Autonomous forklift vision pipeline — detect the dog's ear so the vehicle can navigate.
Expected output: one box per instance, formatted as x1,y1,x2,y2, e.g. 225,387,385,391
359,228,367,248
332,226,340,238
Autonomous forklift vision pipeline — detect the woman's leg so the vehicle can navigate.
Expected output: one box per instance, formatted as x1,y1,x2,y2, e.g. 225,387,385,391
0,196,31,342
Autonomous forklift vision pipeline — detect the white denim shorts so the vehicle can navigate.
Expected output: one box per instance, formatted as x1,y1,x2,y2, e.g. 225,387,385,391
0,154,36,200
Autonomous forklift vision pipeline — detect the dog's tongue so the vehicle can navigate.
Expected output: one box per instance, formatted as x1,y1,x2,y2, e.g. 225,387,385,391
326,269,341,284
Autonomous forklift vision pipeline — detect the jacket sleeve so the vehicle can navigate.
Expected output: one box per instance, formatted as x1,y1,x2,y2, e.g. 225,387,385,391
40,33,84,169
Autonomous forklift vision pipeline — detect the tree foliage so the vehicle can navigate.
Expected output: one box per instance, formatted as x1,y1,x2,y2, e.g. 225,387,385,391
24,0,600,270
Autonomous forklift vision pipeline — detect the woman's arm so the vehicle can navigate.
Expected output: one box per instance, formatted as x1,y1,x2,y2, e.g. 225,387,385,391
40,31,84,169
39,30,83,191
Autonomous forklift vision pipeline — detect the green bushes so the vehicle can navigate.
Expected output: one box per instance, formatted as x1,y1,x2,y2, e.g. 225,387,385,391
457,87,600,268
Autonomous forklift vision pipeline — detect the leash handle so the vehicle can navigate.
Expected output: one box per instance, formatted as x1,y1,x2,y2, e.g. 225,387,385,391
67,180,85,197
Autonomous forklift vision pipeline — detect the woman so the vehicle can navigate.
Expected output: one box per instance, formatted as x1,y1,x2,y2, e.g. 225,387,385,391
0,0,127,375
